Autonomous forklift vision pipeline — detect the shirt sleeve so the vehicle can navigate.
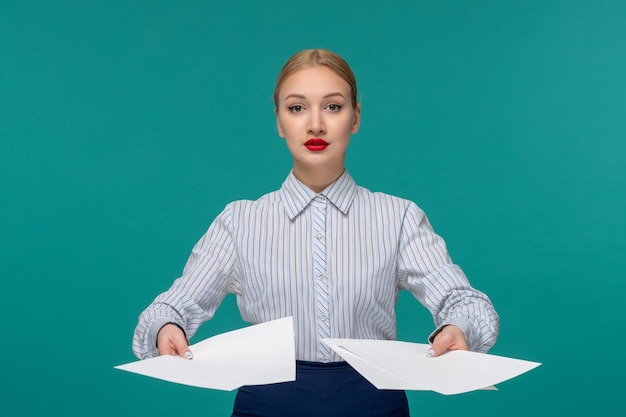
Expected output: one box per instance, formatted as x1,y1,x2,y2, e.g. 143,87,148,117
131,204,240,359
397,202,499,353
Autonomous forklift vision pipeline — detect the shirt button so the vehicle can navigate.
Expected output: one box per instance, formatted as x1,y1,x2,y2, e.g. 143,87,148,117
320,314,327,322
321,357,330,363
316,233,323,239
318,274,325,281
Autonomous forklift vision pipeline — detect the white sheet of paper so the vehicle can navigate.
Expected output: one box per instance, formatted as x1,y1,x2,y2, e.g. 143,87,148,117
323,338,540,395
115,317,295,391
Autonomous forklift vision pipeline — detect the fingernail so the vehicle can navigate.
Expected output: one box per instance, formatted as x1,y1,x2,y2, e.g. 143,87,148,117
426,349,435,358
185,351,193,360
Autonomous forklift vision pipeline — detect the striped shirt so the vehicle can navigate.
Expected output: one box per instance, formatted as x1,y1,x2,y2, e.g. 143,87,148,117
132,171,499,361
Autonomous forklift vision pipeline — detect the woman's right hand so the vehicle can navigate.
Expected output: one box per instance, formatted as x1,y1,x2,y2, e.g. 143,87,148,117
157,323,193,359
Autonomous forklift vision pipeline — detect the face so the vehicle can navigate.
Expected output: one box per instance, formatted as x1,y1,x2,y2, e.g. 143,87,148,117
275,66,360,178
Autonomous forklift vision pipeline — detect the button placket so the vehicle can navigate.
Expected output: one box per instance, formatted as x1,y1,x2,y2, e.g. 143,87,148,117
311,196,331,361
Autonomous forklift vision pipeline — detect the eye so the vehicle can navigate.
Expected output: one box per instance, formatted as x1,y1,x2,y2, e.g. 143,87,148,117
288,104,304,113
326,103,343,112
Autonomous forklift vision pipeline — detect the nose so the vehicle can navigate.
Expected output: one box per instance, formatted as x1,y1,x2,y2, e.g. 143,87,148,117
307,109,326,135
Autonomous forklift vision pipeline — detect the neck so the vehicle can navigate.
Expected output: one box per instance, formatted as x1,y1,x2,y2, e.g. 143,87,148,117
292,164,345,193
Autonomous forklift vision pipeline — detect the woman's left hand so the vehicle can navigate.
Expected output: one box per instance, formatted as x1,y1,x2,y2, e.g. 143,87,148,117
427,325,468,357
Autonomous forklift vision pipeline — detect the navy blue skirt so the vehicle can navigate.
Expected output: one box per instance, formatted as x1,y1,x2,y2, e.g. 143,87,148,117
231,361,410,417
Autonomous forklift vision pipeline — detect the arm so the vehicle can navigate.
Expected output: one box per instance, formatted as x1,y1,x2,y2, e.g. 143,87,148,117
397,202,499,354
132,205,239,359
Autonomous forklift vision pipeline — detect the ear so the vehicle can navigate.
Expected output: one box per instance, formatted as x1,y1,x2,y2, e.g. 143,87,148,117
351,103,361,134
275,108,286,138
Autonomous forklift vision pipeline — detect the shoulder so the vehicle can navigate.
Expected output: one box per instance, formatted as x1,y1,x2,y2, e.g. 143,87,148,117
222,189,282,215
353,184,423,215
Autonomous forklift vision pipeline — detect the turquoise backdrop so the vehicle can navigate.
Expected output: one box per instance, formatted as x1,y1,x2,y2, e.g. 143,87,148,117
2,1,625,415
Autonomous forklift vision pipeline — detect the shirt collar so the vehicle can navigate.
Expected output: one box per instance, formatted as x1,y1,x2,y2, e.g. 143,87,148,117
280,170,357,219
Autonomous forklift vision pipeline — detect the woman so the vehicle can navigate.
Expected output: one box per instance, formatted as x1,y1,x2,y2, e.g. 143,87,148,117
132,48,499,416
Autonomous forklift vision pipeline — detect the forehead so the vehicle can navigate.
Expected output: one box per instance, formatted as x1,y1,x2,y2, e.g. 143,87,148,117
278,66,351,98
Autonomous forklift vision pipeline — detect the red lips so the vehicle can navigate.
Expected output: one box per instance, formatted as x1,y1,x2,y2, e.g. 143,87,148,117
304,138,329,152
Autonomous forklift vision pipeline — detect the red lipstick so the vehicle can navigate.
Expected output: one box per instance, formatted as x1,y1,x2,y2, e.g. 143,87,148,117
305,138,329,152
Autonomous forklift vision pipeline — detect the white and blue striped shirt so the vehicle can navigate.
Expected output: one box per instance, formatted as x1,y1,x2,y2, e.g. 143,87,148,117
133,171,499,361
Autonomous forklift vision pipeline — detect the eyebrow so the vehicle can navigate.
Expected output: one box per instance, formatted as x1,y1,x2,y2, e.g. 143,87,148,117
283,92,346,101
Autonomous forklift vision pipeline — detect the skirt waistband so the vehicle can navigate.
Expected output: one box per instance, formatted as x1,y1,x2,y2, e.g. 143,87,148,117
295,360,350,370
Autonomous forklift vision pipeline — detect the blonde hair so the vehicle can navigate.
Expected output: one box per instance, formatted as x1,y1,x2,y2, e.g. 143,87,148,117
274,48,358,109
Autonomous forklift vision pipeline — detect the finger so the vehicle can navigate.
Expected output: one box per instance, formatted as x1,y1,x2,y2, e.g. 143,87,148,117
172,336,193,360
426,339,448,358
426,330,452,357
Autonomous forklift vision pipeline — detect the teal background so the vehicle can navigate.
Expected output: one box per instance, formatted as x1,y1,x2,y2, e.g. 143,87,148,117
2,1,625,415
